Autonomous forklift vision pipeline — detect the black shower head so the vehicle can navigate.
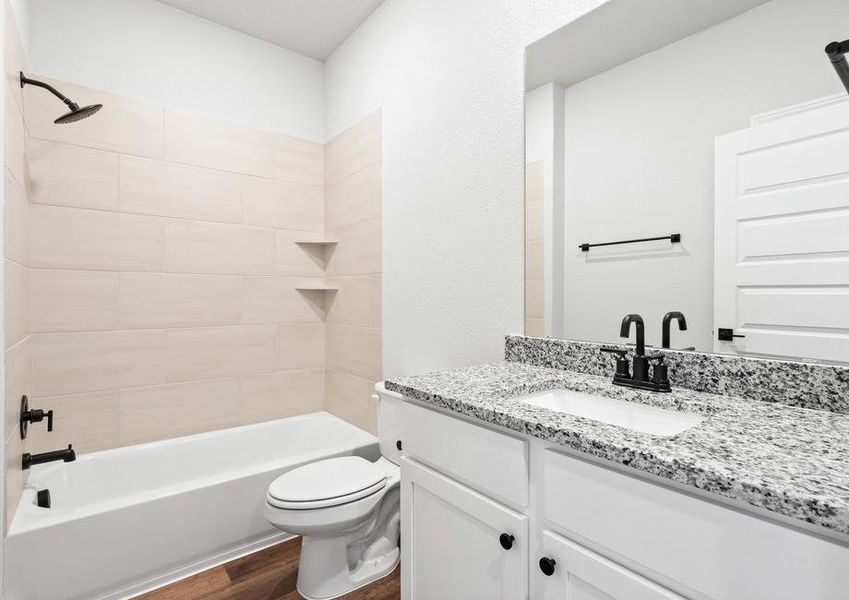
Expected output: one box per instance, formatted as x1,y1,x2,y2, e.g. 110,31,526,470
54,103,103,124
19,72,103,124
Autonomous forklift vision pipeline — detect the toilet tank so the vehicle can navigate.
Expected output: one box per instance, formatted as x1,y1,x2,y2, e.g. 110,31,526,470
374,382,404,465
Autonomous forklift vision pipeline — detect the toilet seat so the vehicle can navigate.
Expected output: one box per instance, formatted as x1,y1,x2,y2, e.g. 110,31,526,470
267,456,388,510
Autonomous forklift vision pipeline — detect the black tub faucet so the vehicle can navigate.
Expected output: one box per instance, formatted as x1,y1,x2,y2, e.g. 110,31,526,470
22,444,75,470
662,311,688,349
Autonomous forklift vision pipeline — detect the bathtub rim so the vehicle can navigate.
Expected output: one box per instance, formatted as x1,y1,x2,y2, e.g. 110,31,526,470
9,411,377,536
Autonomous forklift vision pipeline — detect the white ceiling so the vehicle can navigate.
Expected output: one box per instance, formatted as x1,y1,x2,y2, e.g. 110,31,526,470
155,0,385,60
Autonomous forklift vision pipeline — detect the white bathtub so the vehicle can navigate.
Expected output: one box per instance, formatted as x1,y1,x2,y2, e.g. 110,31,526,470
6,411,379,600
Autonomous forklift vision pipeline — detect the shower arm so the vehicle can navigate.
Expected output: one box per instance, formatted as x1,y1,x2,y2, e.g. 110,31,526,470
19,72,80,110
826,40,849,95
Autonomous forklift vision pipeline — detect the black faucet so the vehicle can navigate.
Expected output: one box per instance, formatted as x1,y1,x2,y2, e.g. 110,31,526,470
620,314,648,381
601,313,671,393
661,311,687,349
22,444,75,470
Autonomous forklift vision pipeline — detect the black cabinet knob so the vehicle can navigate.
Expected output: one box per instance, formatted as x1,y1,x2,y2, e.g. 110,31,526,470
539,556,556,576
499,533,515,550
395,440,402,451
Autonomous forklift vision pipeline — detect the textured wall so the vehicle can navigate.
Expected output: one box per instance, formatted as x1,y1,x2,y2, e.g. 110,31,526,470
26,0,325,142
324,0,608,378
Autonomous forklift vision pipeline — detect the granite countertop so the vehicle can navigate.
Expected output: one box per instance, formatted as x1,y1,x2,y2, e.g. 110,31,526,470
385,362,849,537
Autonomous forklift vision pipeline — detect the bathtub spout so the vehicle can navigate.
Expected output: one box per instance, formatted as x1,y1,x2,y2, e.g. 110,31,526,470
22,444,76,470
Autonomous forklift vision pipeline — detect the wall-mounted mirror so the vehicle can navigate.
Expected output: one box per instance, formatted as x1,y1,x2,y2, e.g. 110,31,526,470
524,0,849,363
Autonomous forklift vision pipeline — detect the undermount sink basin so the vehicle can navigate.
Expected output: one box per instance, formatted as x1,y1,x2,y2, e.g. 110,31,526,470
515,388,704,436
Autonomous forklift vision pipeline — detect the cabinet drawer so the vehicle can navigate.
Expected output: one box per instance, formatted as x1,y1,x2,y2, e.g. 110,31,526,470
401,401,528,507
543,450,849,600
538,530,682,600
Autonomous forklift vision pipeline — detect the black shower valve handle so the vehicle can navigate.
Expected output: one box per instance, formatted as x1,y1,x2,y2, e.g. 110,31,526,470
20,395,55,439
27,408,54,432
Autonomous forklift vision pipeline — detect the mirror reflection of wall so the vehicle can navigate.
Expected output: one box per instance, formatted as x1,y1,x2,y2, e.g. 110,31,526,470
524,0,849,363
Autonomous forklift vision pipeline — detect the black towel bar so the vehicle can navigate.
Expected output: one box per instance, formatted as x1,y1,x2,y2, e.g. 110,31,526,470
579,233,681,252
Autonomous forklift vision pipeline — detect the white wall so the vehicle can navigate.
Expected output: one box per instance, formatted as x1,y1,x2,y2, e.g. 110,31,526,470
26,0,325,141
325,0,607,377
558,0,849,350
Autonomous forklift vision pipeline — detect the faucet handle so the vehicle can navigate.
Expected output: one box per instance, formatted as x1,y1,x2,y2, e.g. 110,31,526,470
647,354,671,388
601,347,630,379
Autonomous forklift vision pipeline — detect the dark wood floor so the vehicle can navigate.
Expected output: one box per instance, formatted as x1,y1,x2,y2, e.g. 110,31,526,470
134,538,400,600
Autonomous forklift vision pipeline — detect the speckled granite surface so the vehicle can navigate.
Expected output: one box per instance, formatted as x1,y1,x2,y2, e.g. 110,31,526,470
385,362,849,537
505,335,849,414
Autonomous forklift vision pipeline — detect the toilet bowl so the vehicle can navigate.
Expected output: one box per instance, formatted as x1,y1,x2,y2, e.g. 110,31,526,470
265,383,403,600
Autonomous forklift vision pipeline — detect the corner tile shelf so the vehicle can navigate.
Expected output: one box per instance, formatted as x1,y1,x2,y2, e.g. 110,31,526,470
295,282,339,291
293,239,338,246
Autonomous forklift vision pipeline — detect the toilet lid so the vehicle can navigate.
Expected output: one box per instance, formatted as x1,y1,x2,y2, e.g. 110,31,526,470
267,456,387,508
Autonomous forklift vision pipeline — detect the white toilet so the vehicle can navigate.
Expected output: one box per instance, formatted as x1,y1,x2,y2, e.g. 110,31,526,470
265,383,403,600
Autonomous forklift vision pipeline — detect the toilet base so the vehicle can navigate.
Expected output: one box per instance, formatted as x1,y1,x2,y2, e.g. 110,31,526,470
296,546,399,600
295,488,400,600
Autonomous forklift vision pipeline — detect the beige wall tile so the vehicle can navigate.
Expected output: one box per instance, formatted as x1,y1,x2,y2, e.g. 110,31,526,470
5,259,28,349
275,230,329,277
328,219,381,276
241,276,324,324
5,84,26,186
277,323,325,370
525,160,544,201
5,0,28,114
526,278,544,320
5,338,31,442
526,239,543,279
31,270,117,333
120,155,241,223
165,325,277,383
5,433,26,529
525,318,545,337
276,135,323,187
28,391,117,455
325,163,381,233
165,220,276,275
119,272,240,329
326,323,381,382
24,77,164,157
164,108,276,177
326,274,380,328
32,330,165,396
117,379,241,446
5,169,29,265
325,367,377,434
28,140,120,210
242,176,323,232
239,369,324,424
31,204,164,271
324,110,381,187
525,197,542,242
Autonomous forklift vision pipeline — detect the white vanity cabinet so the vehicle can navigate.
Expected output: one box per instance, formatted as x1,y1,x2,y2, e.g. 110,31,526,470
399,400,849,600
401,458,528,600
538,530,683,600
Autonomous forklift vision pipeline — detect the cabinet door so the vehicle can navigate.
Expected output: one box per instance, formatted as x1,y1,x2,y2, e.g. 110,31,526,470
538,530,683,600
401,457,527,600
